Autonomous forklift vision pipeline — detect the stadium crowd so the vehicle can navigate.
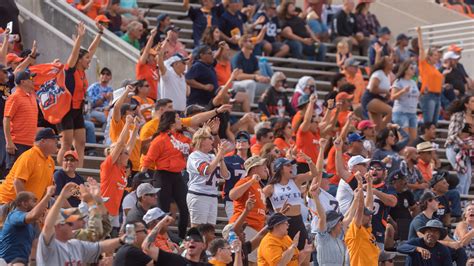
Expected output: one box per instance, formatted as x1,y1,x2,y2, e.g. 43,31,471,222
0,0,473,265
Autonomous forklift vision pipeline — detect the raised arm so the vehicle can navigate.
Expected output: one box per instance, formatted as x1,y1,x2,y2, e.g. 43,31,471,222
229,175,259,201
42,182,78,245
310,182,326,232
87,23,104,57
0,29,9,65
112,85,134,123
300,94,317,132
13,40,37,75
364,172,374,211
110,115,133,164
188,104,233,127
334,137,351,182
142,215,175,259
416,27,426,61
139,28,158,65
353,182,365,227
25,186,55,224
183,0,190,11
67,22,86,68
124,117,140,153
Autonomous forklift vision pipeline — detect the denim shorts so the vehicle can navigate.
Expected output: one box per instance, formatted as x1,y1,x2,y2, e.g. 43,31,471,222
392,112,418,128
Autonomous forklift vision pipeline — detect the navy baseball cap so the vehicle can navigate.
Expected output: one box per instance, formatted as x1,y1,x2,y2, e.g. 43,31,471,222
347,133,365,144
15,70,36,85
267,213,290,229
35,128,61,141
273,157,295,173
236,131,251,142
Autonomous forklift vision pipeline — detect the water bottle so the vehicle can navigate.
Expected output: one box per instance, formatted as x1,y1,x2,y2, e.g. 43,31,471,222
228,230,238,253
277,99,285,117
385,155,393,169
125,224,136,244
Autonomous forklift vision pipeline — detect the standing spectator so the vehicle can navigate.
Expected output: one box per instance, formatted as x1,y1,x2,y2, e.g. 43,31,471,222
86,67,113,126
398,220,452,266
0,128,59,209
218,0,246,50
250,127,274,156
343,59,366,107
258,72,295,118
254,2,290,57
279,2,327,61
273,120,293,154
445,96,474,196
372,125,409,175
161,25,189,60
141,111,192,238
413,122,438,146
231,35,271,104
186,127,231,226
0,64,9,178
183,0,224,46
361,56,393,131
54,150,85,207
186,45,218,106
3,70,37,171
214,41,233,86
136,28,158,101
354,0,380,39
58,22,103,168
131,80,154,121
114,221,152,265
229,156,269,264
157,45,189,113
441,51,467,98
391,60,420,144
416,26,445,125
0,186,55,264
100,116,139,233
367,27,392,66
125,183,160,225
37,182,125,265
151,14,172,46
394,33,411,63
358,120,376,157
121,21,143,50
290,76,316,111
333,0,370,56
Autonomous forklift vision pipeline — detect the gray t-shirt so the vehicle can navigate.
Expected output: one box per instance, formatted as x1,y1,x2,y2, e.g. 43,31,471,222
395,47,410,63
36,233,101,266
392,78,420,114
315,230,349,266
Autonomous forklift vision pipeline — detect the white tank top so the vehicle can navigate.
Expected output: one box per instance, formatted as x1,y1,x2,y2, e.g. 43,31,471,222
270,179,304,209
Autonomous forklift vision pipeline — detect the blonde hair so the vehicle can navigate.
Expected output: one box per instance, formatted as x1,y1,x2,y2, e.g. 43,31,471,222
337,40,349,53
192,126,213,149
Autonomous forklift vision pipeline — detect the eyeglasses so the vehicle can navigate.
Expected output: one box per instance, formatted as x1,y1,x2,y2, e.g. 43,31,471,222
370,167,384,171
64,158,77,163
65,222,74,227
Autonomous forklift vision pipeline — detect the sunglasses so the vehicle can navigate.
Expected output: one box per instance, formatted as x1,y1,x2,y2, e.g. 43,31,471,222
236,138,248,143
370,166,384,171
185,236,203,242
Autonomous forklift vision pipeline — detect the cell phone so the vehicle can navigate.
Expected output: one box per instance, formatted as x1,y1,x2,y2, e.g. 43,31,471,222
6,22,13,33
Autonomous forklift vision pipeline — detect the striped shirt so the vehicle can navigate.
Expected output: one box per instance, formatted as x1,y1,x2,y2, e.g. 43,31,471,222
4,87,38,146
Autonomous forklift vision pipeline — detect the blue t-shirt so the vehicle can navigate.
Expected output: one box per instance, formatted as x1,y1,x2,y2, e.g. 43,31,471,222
185,60,218,106
397,237,451,266
0,209,37,263
434,195,450,223
54,169,85,207
231,51,259,74
223,155,246,202
218,10,247,50
188,5,224,46
371,184,396,243
408,213,434,240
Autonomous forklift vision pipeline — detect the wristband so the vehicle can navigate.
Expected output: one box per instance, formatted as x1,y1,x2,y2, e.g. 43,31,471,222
98,31,104,35
29,55,37,59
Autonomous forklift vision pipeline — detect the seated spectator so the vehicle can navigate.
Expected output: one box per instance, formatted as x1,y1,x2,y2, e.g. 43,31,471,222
253,2,290,57
336,40,352,71
143,209,179,253
202,26,224,51
398,220,452,265
257,213,313,265
251,128,274,156
158,49,189,113
0,128,59,209
354,0,380,39
121,21,143,50
37,183,124,265
305,0,330,42
131,79,154,121
161,25,189,60
279,2,327,61
208,238,242,265
400,147,428,201
136,29,158,101
218,0,247,50
416,141,435,182
430,172,461,225
368,27,392,65
114,221,152,265
125,183,160,225
343,59,365,107
333,0,370,56
454,203,474,259
290,76,317,110
394,33,411,63
0,186,55,264
75,0,107,20
86,67,113,126
448,44,474,92
259,72,296,118
105,0,125,36
231,35,271,104
413,122,438,146
186,45,218,106
54,151,85,207
184,0,224,46
372,125,409,175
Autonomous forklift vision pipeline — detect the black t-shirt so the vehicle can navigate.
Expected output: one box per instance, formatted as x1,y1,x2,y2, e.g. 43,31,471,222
0,84,10,127
113,244,152,266
106,12,123,33
281,16,309,39
441,65,467,96
390,190,416,220
334,10,357,37
434,194,450,223
255,13,281,43
155,250,211,266
53,169,85,207
207,101,229,139
372,184,396,243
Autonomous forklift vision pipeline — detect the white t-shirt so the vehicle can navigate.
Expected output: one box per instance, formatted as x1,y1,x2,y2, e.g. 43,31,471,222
367,70,391,96
159,65,187,111
307,189,341,233
122,191,137,222
335,179,354,216
186,151,221,195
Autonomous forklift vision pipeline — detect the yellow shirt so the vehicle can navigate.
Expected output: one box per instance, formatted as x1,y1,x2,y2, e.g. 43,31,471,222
257,233,299,266
0,146,54,204
344,221,380,266
208,259,227,266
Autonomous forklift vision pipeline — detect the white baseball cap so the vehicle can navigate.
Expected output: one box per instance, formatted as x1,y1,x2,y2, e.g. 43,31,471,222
143,207,166,224
443,51,460,61
348,155,371,170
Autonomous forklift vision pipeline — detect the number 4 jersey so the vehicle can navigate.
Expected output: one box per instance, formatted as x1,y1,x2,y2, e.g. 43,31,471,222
187,150,222,196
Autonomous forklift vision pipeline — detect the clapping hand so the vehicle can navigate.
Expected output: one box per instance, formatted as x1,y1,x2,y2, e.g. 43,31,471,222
245,195,256,211
61,182,79,199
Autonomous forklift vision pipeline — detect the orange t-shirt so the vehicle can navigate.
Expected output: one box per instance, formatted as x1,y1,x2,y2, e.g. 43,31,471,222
326,147,351,185
296,128,320,163
142,131,191,173
100,155,127,216
76,1,106,19
417,159,433,181
250,143,263,156
109,118,142,172
291,111,303,132
418,59,443,94
4,88,38,146
132,96,154,121
215,60,231,87
274,138,291,155
345,69,366,104
0,146,54,204
229,176,266,230
136,62,158,100
332,109,351,130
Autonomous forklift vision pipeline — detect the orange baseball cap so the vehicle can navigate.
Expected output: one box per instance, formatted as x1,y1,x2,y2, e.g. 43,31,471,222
95,15,110,24
335,92,354,102
6,53,23,63
64,150,79,160
447,44,463,53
